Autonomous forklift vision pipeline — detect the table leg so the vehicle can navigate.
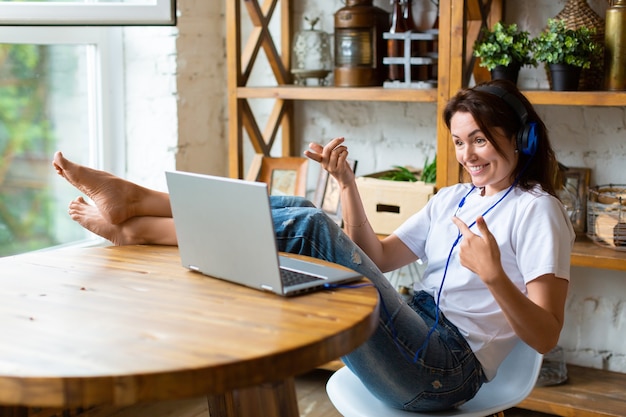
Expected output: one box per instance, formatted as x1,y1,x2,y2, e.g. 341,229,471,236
207,378,299,417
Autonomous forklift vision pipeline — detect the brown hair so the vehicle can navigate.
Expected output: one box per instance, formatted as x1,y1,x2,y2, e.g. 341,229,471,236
443,79,558,197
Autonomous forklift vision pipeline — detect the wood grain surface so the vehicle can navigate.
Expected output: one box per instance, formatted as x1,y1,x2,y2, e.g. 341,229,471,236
0,245,379,409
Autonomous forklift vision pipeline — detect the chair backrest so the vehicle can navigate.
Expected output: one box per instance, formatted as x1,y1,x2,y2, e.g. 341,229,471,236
326,339,543,417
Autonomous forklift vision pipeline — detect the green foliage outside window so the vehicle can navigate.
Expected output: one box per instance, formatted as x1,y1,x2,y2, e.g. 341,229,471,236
0,43,57,256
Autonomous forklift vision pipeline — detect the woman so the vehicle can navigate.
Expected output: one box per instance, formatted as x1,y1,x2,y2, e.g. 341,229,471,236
53,80,574,412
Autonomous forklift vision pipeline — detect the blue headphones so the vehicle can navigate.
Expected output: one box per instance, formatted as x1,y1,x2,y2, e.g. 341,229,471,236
474,85,538,156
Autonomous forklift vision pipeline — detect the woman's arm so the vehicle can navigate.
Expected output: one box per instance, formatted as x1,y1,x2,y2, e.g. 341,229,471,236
492,273,568,353
452,215,568,353
305,138,418,272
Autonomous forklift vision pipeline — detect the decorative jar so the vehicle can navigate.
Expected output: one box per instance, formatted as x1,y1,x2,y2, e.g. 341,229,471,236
291,17,332,86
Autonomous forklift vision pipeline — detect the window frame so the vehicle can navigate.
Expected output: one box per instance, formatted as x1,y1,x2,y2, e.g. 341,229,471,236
0,0,176,26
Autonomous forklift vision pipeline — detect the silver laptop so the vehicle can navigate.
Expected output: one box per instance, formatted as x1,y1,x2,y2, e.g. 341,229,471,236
165,171,363,296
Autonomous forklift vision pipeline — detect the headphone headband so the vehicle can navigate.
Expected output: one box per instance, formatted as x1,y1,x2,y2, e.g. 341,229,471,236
474,85,528,124
473,84,537,156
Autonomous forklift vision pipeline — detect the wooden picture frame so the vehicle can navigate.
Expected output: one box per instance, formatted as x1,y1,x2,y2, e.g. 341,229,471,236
246,155,308,197
558,166,591,235
313,159,357,225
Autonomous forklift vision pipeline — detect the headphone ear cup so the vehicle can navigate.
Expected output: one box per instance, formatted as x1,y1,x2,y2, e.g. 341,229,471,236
517,122,538,156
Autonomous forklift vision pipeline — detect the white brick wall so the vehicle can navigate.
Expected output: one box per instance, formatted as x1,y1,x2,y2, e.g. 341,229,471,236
123,25,179,192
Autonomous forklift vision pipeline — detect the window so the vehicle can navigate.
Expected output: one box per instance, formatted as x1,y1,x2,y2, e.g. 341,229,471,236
0,0,177,257
0,26,124,256
0,0,176,26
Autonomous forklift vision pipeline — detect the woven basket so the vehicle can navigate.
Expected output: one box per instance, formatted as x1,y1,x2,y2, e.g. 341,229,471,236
587,184,626,251
548,0,605,91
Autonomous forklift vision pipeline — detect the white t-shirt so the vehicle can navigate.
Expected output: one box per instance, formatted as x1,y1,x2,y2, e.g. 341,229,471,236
394,183,575,380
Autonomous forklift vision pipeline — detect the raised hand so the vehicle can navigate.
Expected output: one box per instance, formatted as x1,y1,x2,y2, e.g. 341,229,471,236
304,137,355,187
451,215,504,285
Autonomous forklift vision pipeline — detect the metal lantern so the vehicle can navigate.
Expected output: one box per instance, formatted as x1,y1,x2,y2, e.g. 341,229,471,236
333,0,389,87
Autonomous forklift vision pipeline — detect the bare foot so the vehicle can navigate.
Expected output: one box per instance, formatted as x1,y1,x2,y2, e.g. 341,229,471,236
69,197,177,246
68,197,127,245
53,151,151,224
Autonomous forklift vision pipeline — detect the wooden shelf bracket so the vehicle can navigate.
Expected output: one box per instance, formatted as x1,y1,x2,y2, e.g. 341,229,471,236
227,0,294,178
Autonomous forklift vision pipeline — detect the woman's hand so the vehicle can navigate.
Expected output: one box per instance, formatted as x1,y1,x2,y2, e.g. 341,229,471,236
451,215,504,285
304,137,355,187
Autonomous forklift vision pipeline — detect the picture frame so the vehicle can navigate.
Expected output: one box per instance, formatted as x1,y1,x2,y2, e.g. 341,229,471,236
313,159,358,225
557,166,591,235
246,154,309,197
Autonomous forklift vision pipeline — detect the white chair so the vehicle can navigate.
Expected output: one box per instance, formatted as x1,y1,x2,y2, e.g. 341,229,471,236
326,339,542,417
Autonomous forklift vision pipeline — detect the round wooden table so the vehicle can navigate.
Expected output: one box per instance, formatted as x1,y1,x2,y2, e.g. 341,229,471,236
0,245,379,417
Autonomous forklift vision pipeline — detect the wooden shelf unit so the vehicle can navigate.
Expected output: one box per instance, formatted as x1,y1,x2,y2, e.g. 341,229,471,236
226,0,626,272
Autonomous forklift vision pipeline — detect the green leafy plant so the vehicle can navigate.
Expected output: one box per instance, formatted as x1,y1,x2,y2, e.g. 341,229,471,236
379,166,419,182
420,156,436,184
378,156,437,183
473,22,536,71
532,19,600,69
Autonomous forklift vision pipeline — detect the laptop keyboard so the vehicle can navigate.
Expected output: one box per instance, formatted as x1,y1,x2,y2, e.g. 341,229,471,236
280,267,325,287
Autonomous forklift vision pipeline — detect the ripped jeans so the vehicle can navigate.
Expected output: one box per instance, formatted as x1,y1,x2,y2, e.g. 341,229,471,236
270,196,485,412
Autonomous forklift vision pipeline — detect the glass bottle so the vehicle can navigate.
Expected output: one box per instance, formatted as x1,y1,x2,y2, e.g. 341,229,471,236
387,0,406,81
427,2,439,82
403,0,426,83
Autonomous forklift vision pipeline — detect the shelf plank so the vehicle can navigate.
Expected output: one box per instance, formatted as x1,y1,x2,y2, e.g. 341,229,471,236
237,87,626,107
517,365,626,417
236,86,438,103
523,90,626,107
571,236,626,271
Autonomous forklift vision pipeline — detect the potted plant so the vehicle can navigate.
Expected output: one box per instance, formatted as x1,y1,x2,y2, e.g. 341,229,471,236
378,156,436,184
473,22,536,84
532,18,601,91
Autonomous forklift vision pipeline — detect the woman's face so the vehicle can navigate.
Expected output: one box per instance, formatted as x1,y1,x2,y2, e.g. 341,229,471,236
450,111,518,196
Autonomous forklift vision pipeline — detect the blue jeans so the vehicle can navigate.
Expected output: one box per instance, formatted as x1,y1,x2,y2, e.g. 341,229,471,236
271,196,485,412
